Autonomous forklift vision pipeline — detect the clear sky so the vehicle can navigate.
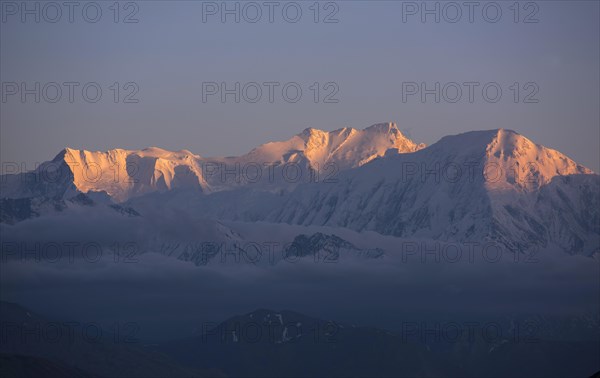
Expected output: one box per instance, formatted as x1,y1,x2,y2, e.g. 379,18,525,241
1,0,599,171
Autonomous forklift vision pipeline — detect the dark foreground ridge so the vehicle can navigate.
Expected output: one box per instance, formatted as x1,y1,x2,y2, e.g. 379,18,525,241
2,302,597,377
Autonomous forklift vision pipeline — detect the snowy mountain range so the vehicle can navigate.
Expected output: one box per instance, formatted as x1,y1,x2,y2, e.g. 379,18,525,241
0,122,423,202
1,123,598,257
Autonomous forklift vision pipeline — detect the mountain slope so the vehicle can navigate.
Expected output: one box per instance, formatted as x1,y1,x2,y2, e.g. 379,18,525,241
266,129,598,255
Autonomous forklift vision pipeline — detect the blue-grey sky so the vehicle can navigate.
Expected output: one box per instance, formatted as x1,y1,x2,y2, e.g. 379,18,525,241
1,0,599,171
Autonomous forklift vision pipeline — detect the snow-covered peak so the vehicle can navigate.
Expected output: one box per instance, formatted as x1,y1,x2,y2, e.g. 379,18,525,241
484,129,591,190
53,147,206,202
422,129,592,190
246,122,425,170
299,127,330,138
364,121,399,132
485,128,591,175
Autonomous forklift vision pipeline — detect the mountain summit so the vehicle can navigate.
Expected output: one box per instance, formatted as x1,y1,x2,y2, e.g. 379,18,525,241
244,122,425,170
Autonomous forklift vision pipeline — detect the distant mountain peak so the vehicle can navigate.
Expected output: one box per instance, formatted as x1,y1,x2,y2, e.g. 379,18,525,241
365,121,398,132
300,126,327,136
